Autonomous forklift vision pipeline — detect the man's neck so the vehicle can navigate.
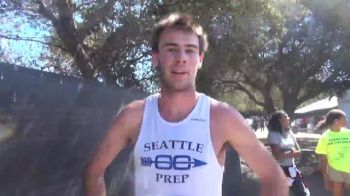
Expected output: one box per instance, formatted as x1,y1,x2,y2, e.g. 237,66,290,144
157,90,200,122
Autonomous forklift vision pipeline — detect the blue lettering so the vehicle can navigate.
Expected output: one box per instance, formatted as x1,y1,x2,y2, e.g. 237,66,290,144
144,143,151,152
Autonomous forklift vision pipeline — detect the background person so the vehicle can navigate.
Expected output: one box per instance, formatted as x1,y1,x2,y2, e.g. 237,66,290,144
315,109,350,196
267,110,309,196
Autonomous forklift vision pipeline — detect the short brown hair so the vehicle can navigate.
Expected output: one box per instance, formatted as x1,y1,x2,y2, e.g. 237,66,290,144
152,12,208,54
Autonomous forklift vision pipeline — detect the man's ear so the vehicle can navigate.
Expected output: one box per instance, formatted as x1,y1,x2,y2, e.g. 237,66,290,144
198,52,205,69
152,52,159,69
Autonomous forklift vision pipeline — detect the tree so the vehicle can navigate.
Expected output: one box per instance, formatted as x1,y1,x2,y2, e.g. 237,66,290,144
1,0,348,115
220,0,348,116
301,0,350,75
0,0,157,90
154,0,349,116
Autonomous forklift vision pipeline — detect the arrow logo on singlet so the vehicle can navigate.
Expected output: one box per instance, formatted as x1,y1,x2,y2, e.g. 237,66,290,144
140,155,207,170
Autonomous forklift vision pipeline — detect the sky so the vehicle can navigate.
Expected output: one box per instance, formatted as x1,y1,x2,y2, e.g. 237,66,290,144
0,15,50,67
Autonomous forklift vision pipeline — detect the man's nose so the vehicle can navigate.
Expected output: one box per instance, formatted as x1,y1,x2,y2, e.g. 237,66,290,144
176,59,187,63
176,51,187,64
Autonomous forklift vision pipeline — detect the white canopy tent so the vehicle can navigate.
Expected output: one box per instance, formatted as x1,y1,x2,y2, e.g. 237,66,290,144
295,96,338,114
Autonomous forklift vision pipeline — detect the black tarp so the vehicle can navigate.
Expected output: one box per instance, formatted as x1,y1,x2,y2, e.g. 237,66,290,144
0,62,242,196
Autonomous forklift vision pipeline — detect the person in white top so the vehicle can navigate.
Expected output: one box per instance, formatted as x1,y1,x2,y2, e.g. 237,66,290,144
267,110,309,196
84,12,288,196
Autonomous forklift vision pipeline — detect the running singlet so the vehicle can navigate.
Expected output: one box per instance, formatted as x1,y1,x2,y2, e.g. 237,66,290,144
315,128,350,173
133,94,224,196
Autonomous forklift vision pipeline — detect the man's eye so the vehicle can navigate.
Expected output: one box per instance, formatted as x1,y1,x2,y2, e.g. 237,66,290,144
167,48,176,52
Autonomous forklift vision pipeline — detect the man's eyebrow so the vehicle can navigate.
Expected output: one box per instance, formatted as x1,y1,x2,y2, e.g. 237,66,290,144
163,42,199,49
163,43,178,47
185,44,199,49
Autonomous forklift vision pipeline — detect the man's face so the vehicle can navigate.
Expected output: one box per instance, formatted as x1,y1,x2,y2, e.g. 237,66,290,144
152,28,204,92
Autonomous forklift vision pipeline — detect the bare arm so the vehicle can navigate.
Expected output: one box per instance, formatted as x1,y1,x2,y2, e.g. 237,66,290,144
270,144,301,161
215,104,288,196
319,154,328,176
291,133,302,156
318,154,333,190
84,100,144,196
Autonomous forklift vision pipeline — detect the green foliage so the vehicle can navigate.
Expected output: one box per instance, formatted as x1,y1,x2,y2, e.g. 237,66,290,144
148,0,349,115
0,0,349,114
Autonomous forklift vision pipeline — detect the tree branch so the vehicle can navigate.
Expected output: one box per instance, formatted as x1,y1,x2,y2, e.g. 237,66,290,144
51,0,80,51
0,34,68,52
8,0,22,8
76,0,99,10
36,0,57,23
92,28,126,66
297,72,342,104
78,0,118,41
215,79,265,106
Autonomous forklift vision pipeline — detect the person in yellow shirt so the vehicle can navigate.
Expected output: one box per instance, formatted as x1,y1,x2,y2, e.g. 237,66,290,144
315,109,350,196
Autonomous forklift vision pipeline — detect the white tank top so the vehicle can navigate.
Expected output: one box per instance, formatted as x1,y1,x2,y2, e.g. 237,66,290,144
133,93,224,196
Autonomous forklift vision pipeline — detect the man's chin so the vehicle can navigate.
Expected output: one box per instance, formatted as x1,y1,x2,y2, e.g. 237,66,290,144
163,84,194,93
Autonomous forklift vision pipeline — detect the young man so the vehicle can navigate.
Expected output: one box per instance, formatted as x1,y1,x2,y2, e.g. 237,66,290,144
84,12,288,196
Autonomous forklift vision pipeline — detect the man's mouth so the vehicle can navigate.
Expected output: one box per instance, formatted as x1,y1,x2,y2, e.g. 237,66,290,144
171,71,187,75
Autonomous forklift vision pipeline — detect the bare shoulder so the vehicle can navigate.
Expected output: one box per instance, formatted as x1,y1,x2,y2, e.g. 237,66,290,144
119,99,145,118
84,99,146,174
209,99,287,193
209,97,252,142
111,99,145,144
209,97,245,125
